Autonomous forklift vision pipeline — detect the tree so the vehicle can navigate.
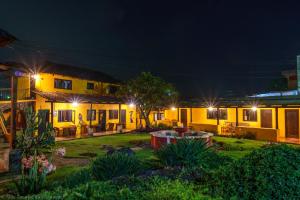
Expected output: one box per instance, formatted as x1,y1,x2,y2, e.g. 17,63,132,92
117,72,178,129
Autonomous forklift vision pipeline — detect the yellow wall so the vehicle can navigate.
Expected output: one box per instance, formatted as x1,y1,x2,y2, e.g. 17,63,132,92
35,95,137,131
34,73,118,95
17,76,31,100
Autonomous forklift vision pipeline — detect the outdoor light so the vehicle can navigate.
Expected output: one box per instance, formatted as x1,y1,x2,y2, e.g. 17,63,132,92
208,106,214,111
171,106,176,111
251,106,257,111
32,74,40,80
129,103,135,108
72,101,79,107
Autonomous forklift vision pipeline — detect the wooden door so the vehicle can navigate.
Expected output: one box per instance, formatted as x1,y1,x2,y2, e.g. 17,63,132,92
121,110,126,128
261,110,272,128
180,109,188,127
285,110,299,138
98,110,106,131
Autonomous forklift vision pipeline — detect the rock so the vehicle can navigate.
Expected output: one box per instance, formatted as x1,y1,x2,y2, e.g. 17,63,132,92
106,147,135,156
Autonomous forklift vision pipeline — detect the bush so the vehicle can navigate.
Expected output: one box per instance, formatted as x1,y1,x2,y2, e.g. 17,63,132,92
156,139,209,168
60,168,92,188
20,177,209,200
91,152,141,180
209,145,300,199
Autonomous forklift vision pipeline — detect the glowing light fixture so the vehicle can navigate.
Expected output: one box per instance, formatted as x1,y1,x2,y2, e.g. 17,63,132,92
72,101,79,107
32,74,40,80
251,106,257,111
208,106,214,111
129,103,135,108
171,106,176,111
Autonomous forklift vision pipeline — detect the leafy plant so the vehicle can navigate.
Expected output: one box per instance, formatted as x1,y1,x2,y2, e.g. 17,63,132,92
91,152,141,180
209,145,300,199
16,108,55,157
156,139,209,168
15,153,47,196
61,167,92,188
117,72,178,129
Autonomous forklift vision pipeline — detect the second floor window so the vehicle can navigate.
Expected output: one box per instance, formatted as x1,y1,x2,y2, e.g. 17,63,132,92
54,79,72,90
109,110,119,119
58,110,74,122
87,109,96,121
243,109,257,121
207,108,227,120
87,82,94,90
107,85,119,95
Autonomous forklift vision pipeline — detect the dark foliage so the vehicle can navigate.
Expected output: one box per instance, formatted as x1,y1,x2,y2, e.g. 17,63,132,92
91,152,141,181
209,145,300,200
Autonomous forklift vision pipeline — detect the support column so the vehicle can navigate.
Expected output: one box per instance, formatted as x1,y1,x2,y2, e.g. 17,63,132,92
177,108,180,122
236,107,239,127
10,75,17,149
89,103,93,127
118,103,121,124
216,107,220,125
275,107,279,129
50,101,54,126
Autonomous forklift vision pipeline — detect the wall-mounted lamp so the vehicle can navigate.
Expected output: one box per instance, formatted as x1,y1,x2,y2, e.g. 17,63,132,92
251,106,257,111
171,106,176,111
32,74,40,80
72,101,79,107
208,106,214,111
129,103,135,108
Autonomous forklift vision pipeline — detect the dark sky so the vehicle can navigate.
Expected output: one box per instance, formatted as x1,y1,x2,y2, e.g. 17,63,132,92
1,0,300,98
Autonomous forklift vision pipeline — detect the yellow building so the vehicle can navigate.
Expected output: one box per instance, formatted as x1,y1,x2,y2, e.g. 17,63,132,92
0,61,140,140
162,96,300,143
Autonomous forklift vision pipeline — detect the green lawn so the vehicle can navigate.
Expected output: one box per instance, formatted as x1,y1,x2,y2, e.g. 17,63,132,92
56,133,154,160
212,136,266,159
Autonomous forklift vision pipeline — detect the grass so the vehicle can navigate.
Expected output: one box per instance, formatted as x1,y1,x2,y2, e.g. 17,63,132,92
50,133,267,181
56,133,152,158
212,136,266,159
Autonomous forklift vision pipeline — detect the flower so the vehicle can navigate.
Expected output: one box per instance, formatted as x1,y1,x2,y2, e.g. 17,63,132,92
56,147,66,157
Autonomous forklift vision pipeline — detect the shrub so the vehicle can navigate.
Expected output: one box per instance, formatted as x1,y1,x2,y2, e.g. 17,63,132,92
156,139,209,168
91,152,141,180
209,145,300,199
20,177,209,200
61,167,92,188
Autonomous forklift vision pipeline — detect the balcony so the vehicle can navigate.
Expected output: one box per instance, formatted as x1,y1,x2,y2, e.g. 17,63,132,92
0,88,31,101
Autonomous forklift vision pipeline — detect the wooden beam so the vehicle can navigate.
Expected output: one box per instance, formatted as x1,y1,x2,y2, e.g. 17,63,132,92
177,108,180,121
89,103,93,127
118,104,121,124
216,107,220,125
10,75,17,149
50,101,54,126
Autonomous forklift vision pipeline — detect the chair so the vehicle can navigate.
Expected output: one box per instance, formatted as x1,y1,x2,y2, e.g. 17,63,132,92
106,123,115,131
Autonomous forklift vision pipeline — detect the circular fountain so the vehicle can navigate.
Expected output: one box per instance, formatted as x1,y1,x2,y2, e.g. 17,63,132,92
150,129,214,149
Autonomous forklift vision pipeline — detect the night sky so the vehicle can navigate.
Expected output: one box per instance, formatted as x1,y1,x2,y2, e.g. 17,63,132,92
1,0,300,98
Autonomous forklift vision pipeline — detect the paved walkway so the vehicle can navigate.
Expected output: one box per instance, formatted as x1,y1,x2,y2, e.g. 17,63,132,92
277,137,300,145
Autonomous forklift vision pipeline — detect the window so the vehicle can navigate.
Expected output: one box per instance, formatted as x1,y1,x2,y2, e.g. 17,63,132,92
207,108,227,120
107,85,119,95
109,110,119,119
243,109,257,121
87,109,96,121
87,82,94,90
54,79,72,90
58,110,74,122
154,113,165,121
